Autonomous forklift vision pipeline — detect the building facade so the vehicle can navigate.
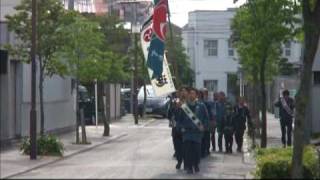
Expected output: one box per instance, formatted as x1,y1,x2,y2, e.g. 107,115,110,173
182,9,241,102
308,38,320,136
182,9,302,103
62,0,152,24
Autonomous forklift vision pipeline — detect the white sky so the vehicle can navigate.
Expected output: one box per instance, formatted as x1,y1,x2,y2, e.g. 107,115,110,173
168,0,246,27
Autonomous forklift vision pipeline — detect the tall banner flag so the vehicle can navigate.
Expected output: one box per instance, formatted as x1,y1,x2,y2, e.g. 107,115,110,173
148,0,167,80
141,1,175,97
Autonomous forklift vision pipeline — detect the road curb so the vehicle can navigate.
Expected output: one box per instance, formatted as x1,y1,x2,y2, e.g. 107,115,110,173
4,133,128,179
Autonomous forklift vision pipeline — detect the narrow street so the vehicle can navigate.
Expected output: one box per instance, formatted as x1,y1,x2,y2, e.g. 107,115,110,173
10,117,254,179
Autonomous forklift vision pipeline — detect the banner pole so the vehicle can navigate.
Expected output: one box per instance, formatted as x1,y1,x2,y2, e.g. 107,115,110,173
167,0,180,88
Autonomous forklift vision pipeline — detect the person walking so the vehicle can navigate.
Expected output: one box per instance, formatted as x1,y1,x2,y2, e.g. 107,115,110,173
223,97,235,154
181,87,208,174
173,87,189,170
167,91,179,158
233,97,253,153
199,89,211,158
210,92,219,152
275,90,295,148
216,92,234,153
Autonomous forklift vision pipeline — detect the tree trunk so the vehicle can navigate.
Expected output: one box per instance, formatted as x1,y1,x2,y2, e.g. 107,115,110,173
143,73,147,118
78,86,87,143
75,78,80,144
134,33,139,124
39,56,45,136
114,84,117,120
101,83,110,136
253,82,260,137
292,1,320,178
260,56,267,148
252,82,259,148
80,108,87,144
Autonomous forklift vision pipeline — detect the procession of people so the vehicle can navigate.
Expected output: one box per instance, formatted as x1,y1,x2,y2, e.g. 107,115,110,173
168,87,253,174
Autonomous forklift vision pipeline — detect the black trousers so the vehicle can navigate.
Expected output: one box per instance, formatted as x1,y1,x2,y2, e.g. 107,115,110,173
218,132,224,151
211,127,216,151
224,132,233,152
184,141,201,171
172,128,177,154
235,129,245,150
174,132,184,164
280,118,293,146
201,131,210,156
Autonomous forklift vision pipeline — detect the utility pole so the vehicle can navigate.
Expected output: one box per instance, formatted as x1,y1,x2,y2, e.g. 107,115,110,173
133,31,138,124
30,0,37,160
119,0,140,124
132,2,139,125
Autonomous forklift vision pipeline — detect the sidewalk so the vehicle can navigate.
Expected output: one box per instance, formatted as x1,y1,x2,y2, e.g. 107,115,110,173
0,114,156,179
241,112,283,178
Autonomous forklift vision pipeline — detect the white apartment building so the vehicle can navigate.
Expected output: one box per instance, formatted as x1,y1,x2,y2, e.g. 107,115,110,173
182,8,302,102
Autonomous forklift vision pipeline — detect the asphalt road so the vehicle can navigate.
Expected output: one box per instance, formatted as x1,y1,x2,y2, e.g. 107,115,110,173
12,118,254,179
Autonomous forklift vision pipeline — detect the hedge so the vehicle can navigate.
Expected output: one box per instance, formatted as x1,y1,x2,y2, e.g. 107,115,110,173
254,145,320,179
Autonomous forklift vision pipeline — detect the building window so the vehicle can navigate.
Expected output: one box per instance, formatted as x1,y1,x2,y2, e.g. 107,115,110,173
228,39,234,56
284,41,291,57
204,40,218,56
204,80,218,92
314,71,320,85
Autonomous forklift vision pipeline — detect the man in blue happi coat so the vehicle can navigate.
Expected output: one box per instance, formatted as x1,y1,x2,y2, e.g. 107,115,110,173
180,87,209,174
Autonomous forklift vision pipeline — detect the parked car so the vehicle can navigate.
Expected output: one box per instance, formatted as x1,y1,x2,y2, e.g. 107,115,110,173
137,85,170,118
121,88,131,114
78,85,95,125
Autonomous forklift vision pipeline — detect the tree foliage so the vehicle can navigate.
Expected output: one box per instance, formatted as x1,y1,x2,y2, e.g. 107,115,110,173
5,0,72,76
232,0,299,83
231,0,300,147
166,31,194,87
83,13,131,83
53,14,108,82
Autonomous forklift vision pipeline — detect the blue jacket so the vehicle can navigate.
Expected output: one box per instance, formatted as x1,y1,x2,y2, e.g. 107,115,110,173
181,100,209,143
216,100,233,133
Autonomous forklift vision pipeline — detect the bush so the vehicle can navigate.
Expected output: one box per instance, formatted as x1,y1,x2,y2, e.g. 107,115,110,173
254,145,320,179
20,134,64,156
311,132,320,139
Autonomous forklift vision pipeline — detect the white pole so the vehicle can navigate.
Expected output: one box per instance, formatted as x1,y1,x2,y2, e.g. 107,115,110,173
95,79,98,127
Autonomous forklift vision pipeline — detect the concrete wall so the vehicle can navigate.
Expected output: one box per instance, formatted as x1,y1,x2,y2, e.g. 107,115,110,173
311,86,320,133
0,54,76,142
311,39,320,134
108,83,121,120
18,63,76,137
1,0,76,142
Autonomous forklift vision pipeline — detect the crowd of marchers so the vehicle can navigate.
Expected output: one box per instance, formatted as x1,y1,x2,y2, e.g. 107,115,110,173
167,87,253,174
167,86,295,174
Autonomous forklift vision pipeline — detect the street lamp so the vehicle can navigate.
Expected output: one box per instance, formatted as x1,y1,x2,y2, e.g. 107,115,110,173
120,0,141,125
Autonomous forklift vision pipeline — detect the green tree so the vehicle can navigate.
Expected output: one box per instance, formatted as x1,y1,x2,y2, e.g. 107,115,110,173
166,30,194,88
53,14,106,143
5,0,70,135
292,0,320,178
279,58,295,76
231,0,299,147
82,14,130,135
